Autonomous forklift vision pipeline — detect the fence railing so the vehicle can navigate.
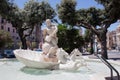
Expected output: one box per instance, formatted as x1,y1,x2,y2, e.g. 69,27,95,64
94,53,120,80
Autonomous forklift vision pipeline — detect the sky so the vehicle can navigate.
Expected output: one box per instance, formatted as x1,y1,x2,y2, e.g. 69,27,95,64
14,0,119,31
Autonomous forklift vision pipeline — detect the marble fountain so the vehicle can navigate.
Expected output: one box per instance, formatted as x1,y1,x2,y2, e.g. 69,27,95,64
0,19,120,80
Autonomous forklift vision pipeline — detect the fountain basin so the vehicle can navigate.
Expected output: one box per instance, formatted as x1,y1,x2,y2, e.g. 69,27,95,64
0,58,120,80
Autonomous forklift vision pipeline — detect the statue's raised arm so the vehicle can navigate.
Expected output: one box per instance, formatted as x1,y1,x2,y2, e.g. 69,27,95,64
44,19,58,47
50,24,58,38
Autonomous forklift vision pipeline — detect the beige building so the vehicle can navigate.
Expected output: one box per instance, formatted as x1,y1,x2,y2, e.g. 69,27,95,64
106,23,120,50
107,31,116,49
116,24,120,50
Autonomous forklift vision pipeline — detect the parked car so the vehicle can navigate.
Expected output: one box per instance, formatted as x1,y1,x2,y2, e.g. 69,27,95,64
34,49,42,52
0,50,3,58
4,50,15,58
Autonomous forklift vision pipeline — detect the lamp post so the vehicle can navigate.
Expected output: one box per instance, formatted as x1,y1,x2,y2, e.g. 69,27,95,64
94,35,98,54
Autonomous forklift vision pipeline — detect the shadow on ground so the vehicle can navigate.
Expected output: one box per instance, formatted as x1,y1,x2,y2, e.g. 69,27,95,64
105,75,120,80
109,58,120,61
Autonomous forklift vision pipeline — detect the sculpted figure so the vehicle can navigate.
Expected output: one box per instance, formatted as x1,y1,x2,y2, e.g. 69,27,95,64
14,19,84,70
42,19,58,62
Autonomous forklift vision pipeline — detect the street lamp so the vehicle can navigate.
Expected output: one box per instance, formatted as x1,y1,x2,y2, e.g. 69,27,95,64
94,35,98,54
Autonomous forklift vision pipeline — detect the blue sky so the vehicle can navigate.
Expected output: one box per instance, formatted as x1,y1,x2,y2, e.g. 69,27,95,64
14,0,119,31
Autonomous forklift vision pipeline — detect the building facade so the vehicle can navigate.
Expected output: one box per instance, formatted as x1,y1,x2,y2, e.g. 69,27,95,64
0,17,20,45
107,31,117,49
106,23,120,50
0,16,45,49
116,25,120,50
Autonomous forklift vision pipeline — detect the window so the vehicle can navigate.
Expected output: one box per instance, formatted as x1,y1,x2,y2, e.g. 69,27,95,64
16,37,19,40
0,18,1,23
32,37,34,40
1,26,4,29
1,18,4,23
13,29,15,33
16,30,18,33
8,27,10,31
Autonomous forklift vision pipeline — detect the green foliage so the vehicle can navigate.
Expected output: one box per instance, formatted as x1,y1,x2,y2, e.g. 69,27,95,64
84,29,91,43
9,6,25,29
57,0,77,26
57,24,84,53
84,29,94,54
24,0,56,48
76,7,105,26
7,0,56,49
0,0,11,18
57,24,68,49
57,0,120,58
24,0,56,25
86,48,93,54
0,30,13,48
95,0,120,24
95,0,111,8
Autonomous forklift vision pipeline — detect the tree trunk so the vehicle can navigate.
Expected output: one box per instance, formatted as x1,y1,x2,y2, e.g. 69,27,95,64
18,29,27,49
90,39,94,54
39,25,43,49
21,37,27,49
35,24,42,48
90,33,94,54
98,32,108,59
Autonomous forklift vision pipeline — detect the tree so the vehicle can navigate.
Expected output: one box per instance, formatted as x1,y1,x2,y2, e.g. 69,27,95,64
84,29,91,48
57,0,120,59
0,30,13,48
9,0,56,49
76,7,105,54
76,8,108,58
0,0,14,19
57,24,68,50
84,29,91,44
9,5,29,49
57,0,84,53
57,0,77,26
76,0,120,59
57,0,101,54
0,0,9,17
0,30,13,57
24,0,56,48
57,24,84,53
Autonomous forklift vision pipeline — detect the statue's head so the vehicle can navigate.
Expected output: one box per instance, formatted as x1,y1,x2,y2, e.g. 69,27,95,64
46,19,51,27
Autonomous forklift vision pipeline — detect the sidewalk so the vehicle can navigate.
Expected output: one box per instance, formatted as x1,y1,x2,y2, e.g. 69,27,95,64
83,51,120,62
